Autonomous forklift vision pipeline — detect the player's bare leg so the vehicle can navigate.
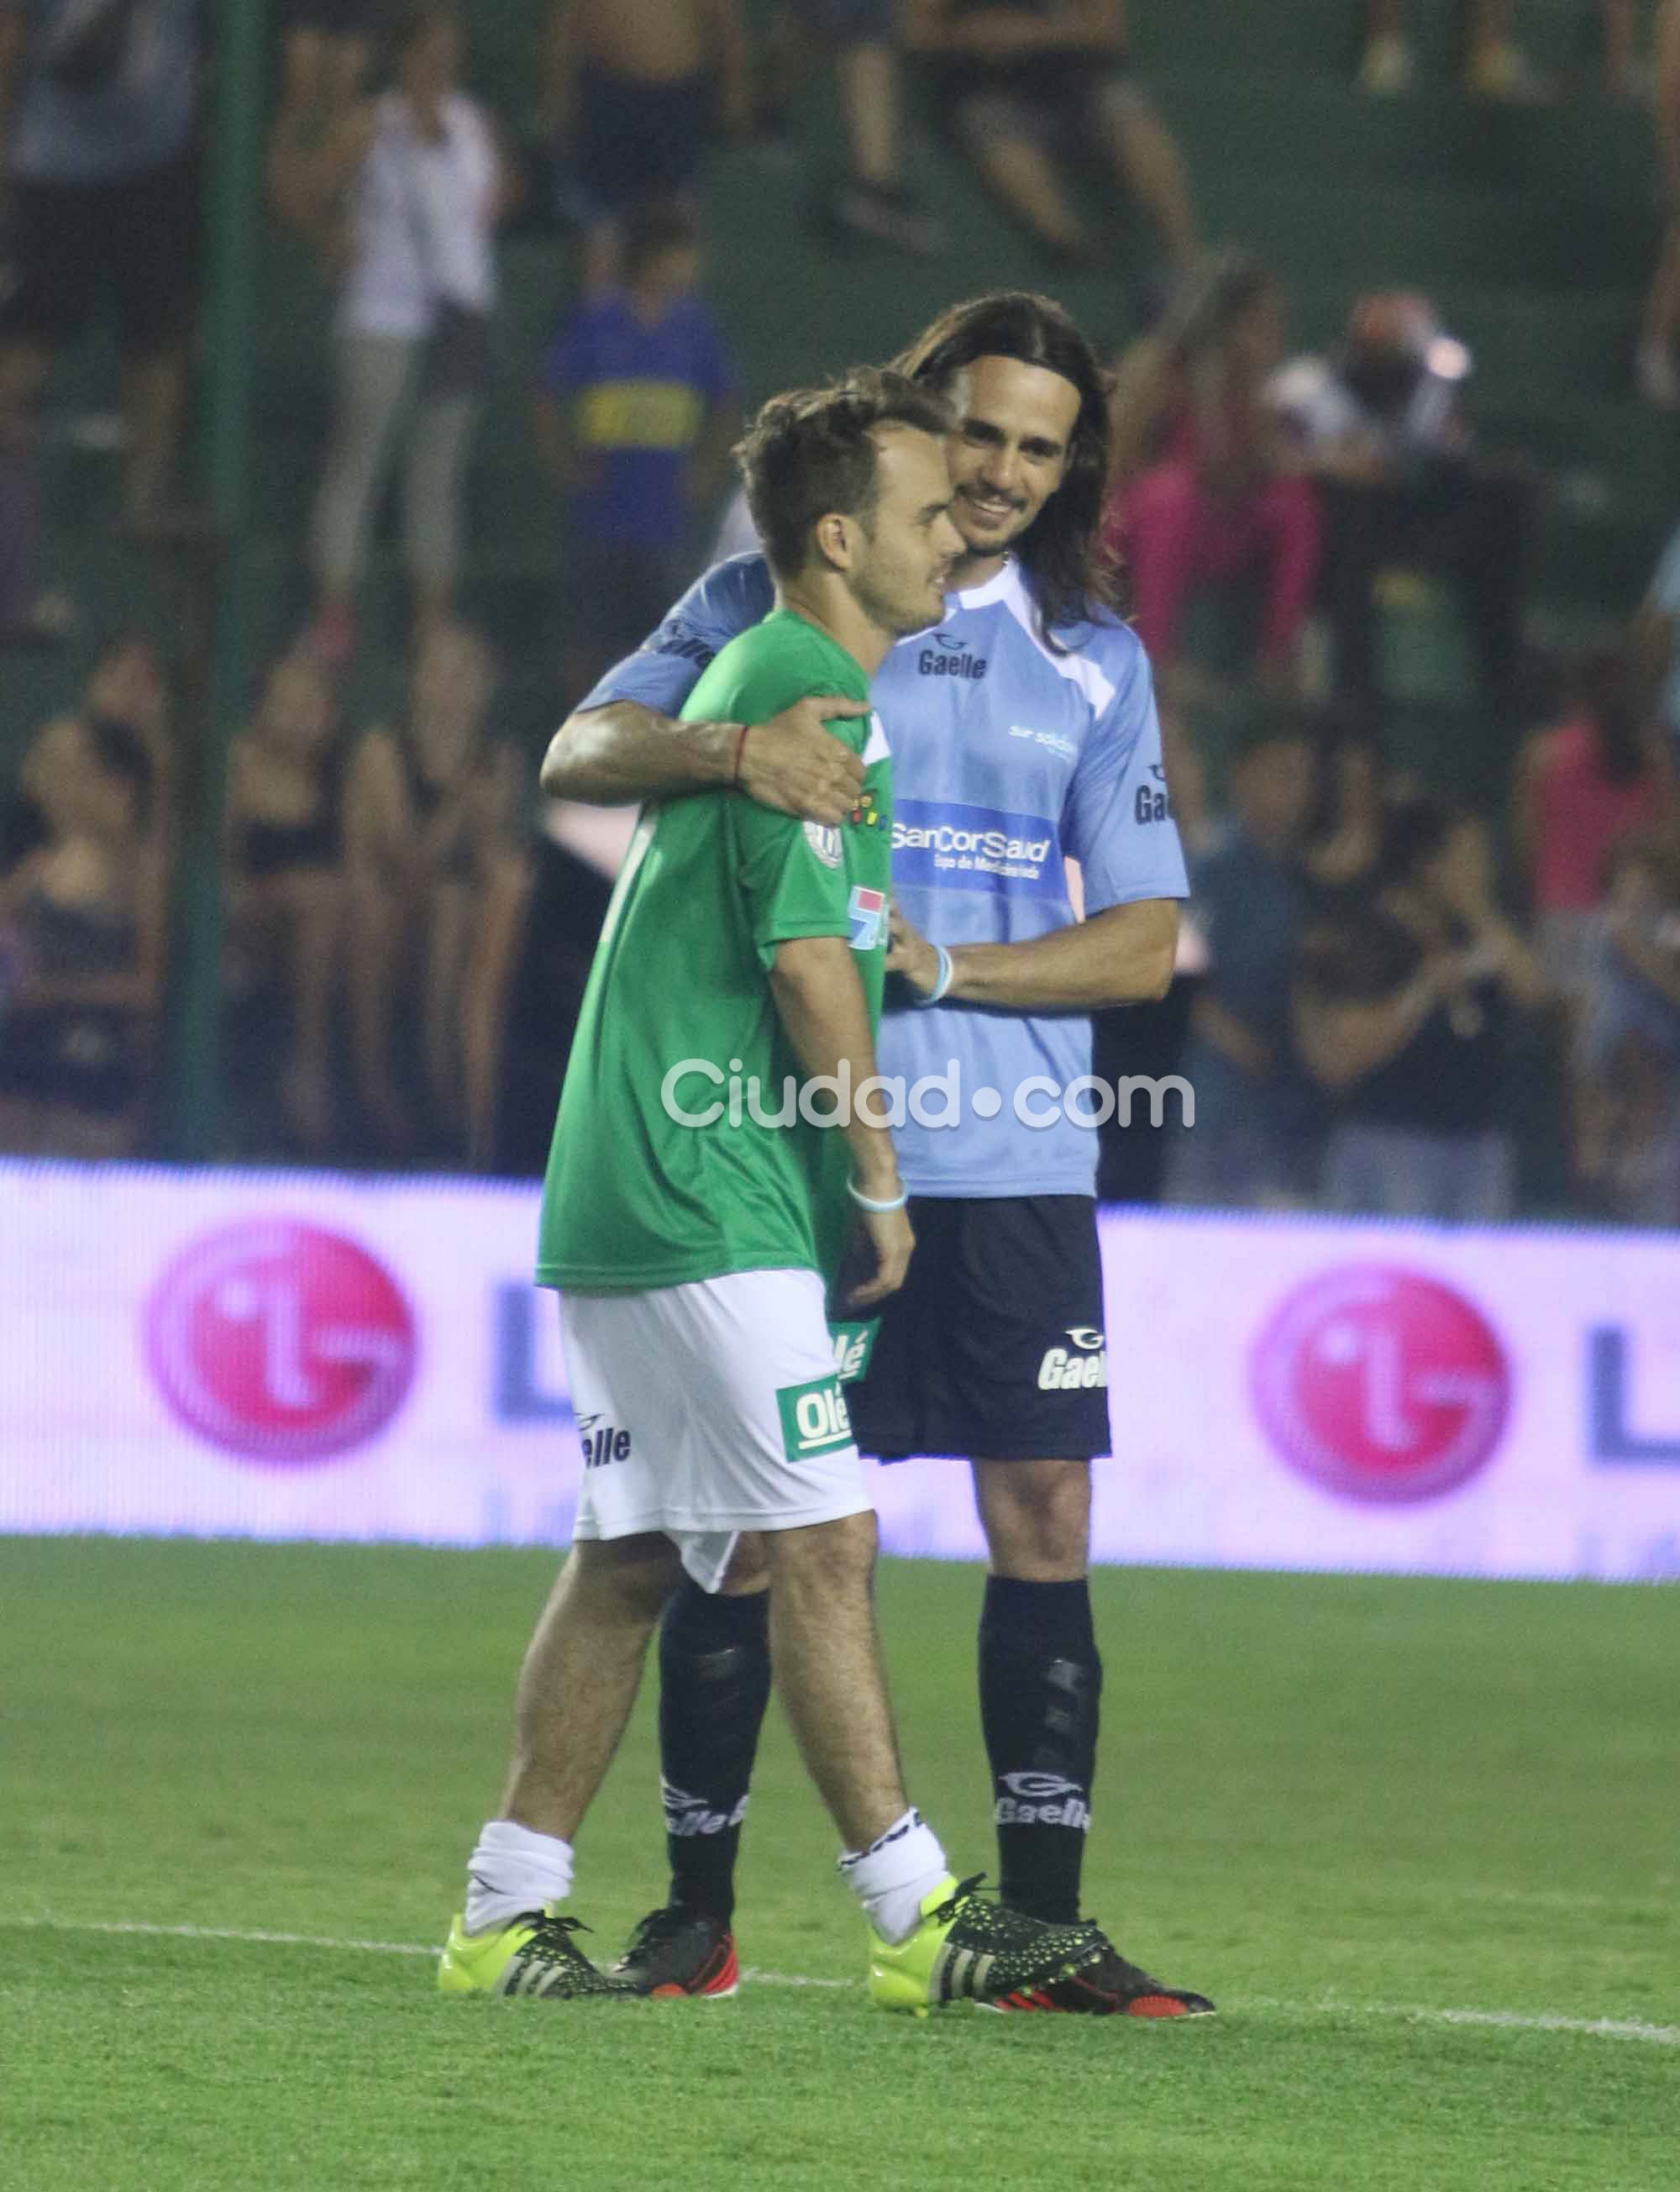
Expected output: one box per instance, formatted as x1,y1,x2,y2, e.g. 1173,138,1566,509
439,1534,684,2000
499,1533,682,1841
973,1458,1091,1583
958,106,1090,265
761,1510,908,1849
1092,83,1201,279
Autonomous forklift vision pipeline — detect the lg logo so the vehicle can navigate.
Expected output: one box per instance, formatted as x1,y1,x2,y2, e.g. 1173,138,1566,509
145,1221,417,1465
1252,1267,1510,1505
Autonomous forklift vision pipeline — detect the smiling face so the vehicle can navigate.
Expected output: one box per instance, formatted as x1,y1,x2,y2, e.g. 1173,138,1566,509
844,425,964,639
940,355,1082,565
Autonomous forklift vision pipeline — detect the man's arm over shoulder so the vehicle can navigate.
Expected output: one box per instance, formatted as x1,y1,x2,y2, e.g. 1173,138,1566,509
539,556,868,822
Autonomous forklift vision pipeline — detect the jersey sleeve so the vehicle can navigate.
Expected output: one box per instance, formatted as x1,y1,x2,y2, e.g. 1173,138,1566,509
719,645,868,964
1062,632,1189,912
575,553,776,718
734,799,858,966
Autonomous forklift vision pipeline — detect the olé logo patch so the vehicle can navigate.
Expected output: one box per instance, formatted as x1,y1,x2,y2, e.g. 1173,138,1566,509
830,1319,878,1385
777,1372,853,1460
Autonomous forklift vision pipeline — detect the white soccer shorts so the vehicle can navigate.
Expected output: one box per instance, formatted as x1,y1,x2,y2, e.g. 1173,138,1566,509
560,1267,869,1592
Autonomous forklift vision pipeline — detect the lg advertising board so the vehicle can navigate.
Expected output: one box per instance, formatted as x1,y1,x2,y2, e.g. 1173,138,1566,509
2,1160,1677,1581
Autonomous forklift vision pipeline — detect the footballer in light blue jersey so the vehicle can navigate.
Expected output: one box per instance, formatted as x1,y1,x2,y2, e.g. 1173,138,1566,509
580,549,1187,1197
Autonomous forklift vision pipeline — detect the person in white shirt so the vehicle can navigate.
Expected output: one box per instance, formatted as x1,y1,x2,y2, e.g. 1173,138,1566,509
276,3,513,667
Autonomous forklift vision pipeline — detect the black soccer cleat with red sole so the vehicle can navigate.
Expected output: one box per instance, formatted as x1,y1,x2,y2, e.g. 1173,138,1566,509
991,1929,1215,2017
610,1906,740,1999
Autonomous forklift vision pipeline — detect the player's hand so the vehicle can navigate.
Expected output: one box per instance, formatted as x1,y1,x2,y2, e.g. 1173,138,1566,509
885,898,943,997
845,1205,916,1310
737,696,868,825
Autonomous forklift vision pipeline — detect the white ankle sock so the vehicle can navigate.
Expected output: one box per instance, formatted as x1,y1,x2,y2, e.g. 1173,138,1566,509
465,1820,575,1936
838,1808,949,1946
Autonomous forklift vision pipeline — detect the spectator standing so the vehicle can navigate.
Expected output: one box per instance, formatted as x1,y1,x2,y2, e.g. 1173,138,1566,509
1633,511,1680,739
758,3,944,255
1166,718,1317,1208
286,3,513,668
1296,799,1550,1222
533,201,739,704
1273,292,1535,732
0,707,166,1157
1639,1,1680,407
342,623,531,1165
1514,647,1667,1011
0,0,207,639
901,0,1199,281
1299,709,1394,912
1574,831,1680,1223
268,4,381,279
224,650,347,1158
1105,255,1320,702
542,0,750,295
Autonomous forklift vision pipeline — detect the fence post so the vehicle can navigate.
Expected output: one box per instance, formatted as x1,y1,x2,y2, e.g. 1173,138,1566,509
170,3,270,1159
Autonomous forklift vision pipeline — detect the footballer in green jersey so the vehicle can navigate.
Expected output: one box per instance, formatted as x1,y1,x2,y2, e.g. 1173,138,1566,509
536,609,893,1296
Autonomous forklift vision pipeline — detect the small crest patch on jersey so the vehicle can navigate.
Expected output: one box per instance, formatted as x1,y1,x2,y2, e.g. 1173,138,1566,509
848,885,887,952
802,820,843,868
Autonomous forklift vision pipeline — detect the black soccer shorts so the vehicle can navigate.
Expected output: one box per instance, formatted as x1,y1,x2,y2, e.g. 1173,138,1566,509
848,1195,1111,1464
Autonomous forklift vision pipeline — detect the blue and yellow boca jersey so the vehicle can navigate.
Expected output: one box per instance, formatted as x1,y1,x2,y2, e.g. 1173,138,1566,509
584,553,1189,1199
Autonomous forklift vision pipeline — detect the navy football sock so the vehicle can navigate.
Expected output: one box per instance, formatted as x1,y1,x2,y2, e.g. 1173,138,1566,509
658,1580,772,1926
979,1575,1102,1926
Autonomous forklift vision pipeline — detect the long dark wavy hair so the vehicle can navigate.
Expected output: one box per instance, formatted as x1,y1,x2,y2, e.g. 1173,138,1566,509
892,292,1121,639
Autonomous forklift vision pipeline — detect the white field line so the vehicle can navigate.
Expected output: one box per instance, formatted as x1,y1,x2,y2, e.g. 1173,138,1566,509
5,1916,1677,2043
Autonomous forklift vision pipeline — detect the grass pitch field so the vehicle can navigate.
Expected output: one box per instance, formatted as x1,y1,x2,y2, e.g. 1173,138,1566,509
3,1538,1676,2191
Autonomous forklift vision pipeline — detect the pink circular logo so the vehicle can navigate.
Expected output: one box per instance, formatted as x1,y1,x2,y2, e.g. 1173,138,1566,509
145,1220,417,1464
1252,1266,1510,1504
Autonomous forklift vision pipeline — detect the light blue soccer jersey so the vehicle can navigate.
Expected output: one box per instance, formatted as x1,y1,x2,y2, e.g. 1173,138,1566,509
580,552,1189,1197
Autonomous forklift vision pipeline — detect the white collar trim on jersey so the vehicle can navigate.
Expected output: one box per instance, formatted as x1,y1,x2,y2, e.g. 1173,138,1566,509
951,554,1021,611
949,554,1117,714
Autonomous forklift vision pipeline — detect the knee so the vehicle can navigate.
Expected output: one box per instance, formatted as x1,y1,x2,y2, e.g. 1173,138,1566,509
762,1508,878,1593
977,1462,1091,1580
569,1534,681,1626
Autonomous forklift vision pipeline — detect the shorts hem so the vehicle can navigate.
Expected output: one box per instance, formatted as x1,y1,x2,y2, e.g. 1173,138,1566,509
574,1487,871,1538
897,1181,1098,1202
873,1444,1110,1465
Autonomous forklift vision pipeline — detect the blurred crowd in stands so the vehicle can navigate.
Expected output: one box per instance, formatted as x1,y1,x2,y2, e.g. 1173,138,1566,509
3,0,1680,1232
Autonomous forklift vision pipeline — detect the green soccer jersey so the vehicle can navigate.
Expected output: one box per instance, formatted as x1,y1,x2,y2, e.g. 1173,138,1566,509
537,608,895,1295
